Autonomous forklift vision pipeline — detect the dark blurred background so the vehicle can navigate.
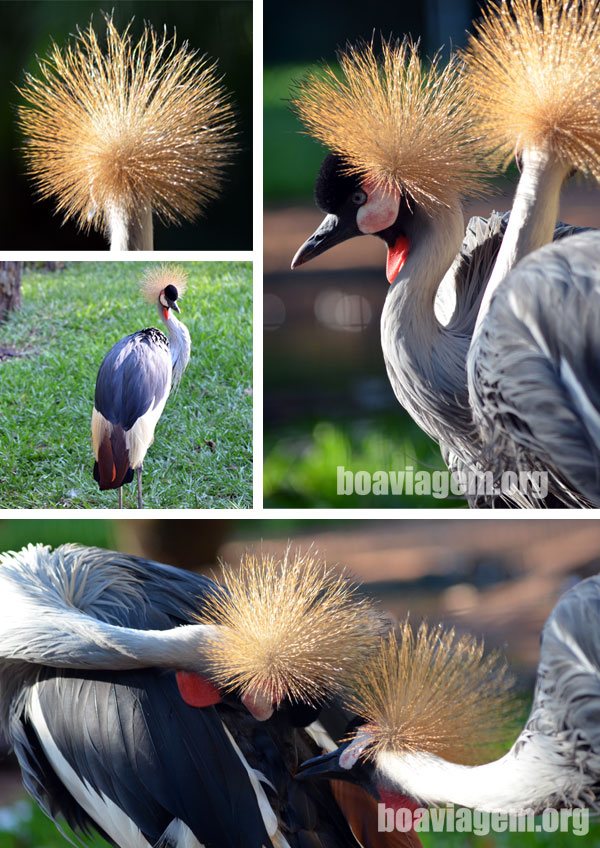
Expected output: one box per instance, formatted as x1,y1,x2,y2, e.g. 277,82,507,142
0,0,252,250
263,0,600,508
1,517,599,845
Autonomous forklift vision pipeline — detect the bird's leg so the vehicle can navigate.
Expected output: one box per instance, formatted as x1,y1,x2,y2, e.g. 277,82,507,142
136,466,144,509
118,488,123,509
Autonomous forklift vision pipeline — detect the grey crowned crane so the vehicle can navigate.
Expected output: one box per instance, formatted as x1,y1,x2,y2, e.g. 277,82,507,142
291,0,600,508
17,15,235,251
299,576,600,815
91,267,191,508
0,544,410,848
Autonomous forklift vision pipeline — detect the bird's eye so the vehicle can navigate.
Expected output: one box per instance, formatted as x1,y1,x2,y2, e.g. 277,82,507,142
351,190,367,206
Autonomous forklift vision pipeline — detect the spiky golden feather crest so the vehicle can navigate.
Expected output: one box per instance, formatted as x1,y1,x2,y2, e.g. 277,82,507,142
463,0,600,175
200,551,386,706
17,15,236,232
291,39,489,212
141,266,188,303
346,621,514,765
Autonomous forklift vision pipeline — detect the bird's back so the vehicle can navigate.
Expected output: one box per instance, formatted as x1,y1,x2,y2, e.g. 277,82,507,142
517,574,600,808
92,329,172,489
469,230,600,506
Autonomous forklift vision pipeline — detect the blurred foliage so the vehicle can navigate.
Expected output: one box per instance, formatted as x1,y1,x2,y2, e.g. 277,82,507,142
264,64,328,201
0,802,108,848
264,415,466,508
0,0,252,250
0,262,252,508
0,520,117,552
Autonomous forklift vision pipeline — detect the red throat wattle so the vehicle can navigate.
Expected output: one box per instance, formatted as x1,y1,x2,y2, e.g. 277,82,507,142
379,789,423,821
176,671,222,707
163,307,170,321
386,236,410,284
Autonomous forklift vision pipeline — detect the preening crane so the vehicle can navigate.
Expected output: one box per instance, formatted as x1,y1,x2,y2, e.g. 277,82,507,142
300,576,600,815
0,544,403,848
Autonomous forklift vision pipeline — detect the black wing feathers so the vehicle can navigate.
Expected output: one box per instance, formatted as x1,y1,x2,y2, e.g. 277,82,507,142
33,669,272,848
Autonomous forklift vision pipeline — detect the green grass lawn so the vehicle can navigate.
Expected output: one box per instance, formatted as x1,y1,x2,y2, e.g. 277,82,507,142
0,262,252,509
264,414,467,508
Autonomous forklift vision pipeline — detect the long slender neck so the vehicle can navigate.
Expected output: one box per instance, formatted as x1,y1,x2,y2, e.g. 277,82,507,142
376,740,583,814
0,600,220,673
160,305,192,386
381,202,479,450
474,147,569,330
107,204,154,251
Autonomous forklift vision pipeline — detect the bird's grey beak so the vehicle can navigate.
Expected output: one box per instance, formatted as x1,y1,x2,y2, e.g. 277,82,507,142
169,301,181,313
297,747,380,799
296,748,362,785
291,213,361,269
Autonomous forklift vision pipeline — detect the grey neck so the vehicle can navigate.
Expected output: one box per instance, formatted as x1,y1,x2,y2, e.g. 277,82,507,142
0,595,220,673
107,204,154,251
380,201,481,457
474,147,569,331
159,306,192,387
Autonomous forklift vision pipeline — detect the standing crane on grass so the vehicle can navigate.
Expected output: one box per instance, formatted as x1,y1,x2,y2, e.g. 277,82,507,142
299,576,600,815
91,267,191,508
0,543,410,848
291,0,600,507
17,15,235,250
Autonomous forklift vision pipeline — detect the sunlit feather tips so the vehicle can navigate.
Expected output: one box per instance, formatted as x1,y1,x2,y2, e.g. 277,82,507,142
200,551,386,707
463,0,600,176
141,265,188,302
346,621,514,765
291,39,489,212
17,15,236,233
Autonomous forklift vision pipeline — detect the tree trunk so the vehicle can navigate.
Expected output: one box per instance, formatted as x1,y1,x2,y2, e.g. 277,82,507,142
0,262,22,322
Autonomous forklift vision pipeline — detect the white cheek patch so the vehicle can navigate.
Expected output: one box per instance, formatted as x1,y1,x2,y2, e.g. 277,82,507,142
339,732,371,769
357,185,400,234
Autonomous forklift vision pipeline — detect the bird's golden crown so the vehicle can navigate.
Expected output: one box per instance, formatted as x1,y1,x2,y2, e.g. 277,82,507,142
463,0,600,176
292,39,490,212
346,621,514,765
18,15,236,233
141,266,188,302
200,550,385,706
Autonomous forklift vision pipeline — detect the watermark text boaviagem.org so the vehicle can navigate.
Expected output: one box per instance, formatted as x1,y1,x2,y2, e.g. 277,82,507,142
337,466,549,500
378,805,589,836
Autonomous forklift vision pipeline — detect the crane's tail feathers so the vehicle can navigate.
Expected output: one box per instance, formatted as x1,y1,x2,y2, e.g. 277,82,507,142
345,622,515,766
91,411,133,490
462,0,600,177
199,549,389,707
17,13,236,235
141,265,188,303
292,37,491,211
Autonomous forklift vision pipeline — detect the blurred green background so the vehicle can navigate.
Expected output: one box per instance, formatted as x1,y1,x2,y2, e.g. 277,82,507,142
0,262,253,508
0,0,252,250
262,0,600,508
1,518,600,844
